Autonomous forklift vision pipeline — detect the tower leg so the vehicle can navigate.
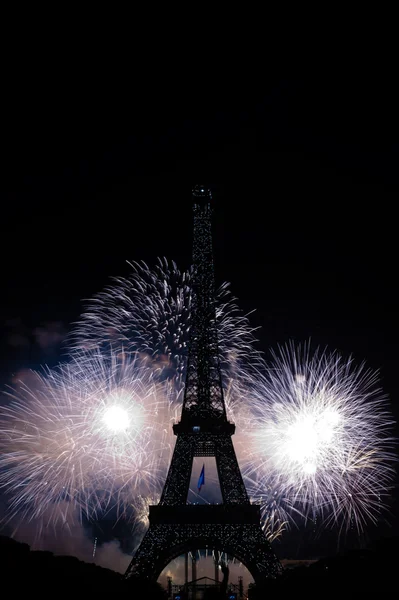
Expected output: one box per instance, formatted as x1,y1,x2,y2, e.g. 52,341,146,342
124,523,282,582
160,435,193,505
215,436,249,504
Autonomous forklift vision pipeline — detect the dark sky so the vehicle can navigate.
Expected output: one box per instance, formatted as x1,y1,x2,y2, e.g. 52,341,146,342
1,69,398,556
2,75,397,397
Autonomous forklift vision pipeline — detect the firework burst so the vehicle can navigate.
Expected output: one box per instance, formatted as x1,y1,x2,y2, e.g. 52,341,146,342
0,350,174,527
236,343,396,533
70,258,262,387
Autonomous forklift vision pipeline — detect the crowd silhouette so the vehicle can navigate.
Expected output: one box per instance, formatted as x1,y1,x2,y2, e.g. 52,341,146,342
1,534,396,598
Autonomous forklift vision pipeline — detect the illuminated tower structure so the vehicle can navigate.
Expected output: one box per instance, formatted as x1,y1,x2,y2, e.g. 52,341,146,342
124,186,282,584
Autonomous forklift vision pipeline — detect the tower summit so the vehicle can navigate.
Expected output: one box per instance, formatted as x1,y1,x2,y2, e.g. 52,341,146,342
180,185,227,425
124,186,282,584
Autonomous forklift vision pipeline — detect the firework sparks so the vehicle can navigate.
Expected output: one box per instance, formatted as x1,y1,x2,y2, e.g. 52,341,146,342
130,494,161,533
236,343,396,533
70,258,262,387
1,255,396,545
0,350,173,526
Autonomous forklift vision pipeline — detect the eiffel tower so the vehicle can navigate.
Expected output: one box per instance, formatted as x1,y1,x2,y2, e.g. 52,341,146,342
124,185,282,584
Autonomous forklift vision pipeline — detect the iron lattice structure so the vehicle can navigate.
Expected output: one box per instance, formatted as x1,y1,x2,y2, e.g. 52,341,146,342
125,186,282,583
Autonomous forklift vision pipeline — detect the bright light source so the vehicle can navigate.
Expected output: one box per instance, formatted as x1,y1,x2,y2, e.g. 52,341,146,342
303,462,317,475
102,406,130,432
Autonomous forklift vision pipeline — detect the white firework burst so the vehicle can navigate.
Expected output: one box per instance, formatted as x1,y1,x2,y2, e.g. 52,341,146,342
70,258,262,387
0,350,174,527
236,343,396,533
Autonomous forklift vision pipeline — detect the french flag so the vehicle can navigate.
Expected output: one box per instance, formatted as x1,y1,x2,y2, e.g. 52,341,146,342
197,464,205,492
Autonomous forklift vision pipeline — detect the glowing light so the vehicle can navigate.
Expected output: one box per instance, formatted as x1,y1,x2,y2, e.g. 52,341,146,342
70,258,262,390
302,462,317,475
235,343,396,534
102,405,130,432
0,349,173,526
1,254,395,544
282,408,341,472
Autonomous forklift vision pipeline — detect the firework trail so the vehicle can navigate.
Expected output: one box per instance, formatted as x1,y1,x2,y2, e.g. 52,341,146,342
235,343,396,534
70,258,262,388
0,350,174,527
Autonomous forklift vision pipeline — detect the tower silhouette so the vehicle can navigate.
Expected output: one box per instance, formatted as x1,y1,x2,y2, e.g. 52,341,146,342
124,186,281,583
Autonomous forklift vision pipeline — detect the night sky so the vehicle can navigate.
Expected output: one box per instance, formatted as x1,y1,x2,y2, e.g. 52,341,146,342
1,70,398,562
